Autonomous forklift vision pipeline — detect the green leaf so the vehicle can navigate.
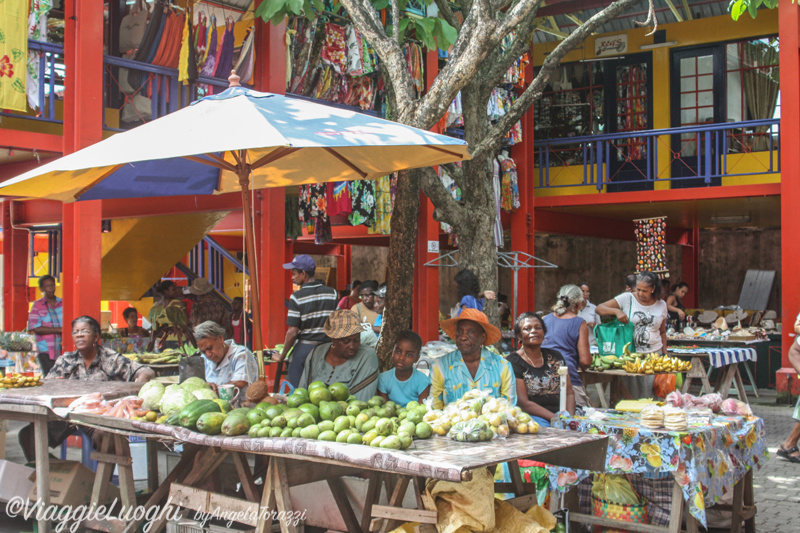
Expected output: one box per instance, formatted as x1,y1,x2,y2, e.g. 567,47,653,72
303,0,315,20
373,0,390,10
415,20,437,51
415,17,436,34
312,0,325,11
747,0,759,18
730,0,747,20
270,9,287,26
437,19,458,49
259,0,286,22
287,0,304,14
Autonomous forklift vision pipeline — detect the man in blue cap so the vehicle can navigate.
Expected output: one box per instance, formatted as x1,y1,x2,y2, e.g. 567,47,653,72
274,254,338,386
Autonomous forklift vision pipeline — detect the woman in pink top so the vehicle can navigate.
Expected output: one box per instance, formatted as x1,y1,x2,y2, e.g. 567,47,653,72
338,280,361,310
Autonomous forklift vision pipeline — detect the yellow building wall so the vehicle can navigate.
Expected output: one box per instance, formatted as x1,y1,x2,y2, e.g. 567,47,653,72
531,10,780,196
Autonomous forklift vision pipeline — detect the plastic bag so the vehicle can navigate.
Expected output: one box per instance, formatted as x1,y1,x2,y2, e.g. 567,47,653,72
179,355,206,383
479,412,510,438
653,373,676,398
591,474,640,505
448,418,494,442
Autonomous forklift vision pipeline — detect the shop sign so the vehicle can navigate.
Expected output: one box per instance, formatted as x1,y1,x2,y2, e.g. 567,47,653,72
595,34,627,57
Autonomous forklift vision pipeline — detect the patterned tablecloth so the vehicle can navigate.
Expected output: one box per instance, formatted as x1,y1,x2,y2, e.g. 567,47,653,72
549,410,769,528
669,347,757,368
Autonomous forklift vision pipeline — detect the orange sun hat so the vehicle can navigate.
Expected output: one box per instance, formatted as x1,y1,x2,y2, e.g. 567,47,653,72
439,308,502,346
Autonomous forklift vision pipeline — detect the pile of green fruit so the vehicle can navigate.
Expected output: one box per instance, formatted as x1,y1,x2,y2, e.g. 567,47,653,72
164,381,434,450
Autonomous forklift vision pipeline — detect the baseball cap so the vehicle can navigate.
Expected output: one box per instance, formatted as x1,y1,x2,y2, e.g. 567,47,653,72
282,254,315,271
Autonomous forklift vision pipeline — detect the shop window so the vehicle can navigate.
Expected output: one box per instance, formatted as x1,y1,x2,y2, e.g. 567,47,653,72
533,63,604,165
725,37,779,153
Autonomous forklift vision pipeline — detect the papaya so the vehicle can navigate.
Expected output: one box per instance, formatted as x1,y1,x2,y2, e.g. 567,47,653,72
178,400,222,429
221,413,251,436
228,407,252,418
196,412,227,435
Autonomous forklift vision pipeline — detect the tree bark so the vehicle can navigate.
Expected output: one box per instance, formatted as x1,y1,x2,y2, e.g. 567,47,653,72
375,168,421,369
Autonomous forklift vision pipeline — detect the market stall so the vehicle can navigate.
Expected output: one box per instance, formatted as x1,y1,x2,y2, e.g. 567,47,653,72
549,397,767,533
0,381,143,533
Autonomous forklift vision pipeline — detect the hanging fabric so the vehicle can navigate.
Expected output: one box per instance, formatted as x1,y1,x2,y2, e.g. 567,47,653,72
0,0,29,112
119,0,148,57
298,184,328,232
438,166,461,242
320,23,347,74
314,216,333,245
178,11,194,85
144,5,168,63
199,15,218,78
368,175,393,235
27,0,53,111
346,25,364,76
213,20,236,84
403,42,424,96
234,27,256,85
499,154,520,212
326,181,352,217
127,1,165,89
285,195,303,240
194,11,207,62
492,157,504,247
347,180,376,227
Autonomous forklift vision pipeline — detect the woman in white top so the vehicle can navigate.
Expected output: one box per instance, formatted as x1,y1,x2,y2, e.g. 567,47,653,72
597,271,668,355
597,272,667,399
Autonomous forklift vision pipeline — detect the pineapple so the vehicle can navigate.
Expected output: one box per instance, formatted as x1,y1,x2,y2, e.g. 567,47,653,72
0,332,11,351
8,333,33,352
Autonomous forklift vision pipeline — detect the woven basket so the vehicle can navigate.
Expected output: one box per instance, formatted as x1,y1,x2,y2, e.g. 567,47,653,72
592,496,648,533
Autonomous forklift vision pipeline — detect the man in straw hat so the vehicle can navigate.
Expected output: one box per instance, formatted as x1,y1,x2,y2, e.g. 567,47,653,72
432,309,517,409
298,309,379,402
188,277,230,332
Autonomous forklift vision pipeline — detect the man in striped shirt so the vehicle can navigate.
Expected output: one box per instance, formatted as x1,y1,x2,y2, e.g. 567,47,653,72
275,255,338,386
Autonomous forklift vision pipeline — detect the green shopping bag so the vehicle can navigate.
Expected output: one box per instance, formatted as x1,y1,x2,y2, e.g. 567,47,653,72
594,299,634,356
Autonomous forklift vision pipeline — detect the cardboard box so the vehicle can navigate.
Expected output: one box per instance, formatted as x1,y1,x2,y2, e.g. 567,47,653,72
0,459,35,502
29,459,119,507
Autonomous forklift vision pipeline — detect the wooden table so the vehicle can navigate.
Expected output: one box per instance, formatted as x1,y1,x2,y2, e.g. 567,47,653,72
669,349,756,402
114,419,610,533
0,381,142,533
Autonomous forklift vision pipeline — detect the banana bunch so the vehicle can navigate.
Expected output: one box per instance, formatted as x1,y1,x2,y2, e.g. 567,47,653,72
589,353,625,372
621,352,692,374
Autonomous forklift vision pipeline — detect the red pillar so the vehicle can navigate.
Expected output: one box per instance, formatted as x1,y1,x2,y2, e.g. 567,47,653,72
780,0,800,369
2,202,30,331
510,63,536,316
252,12,289,348
61,0,104,349
413,196,441,342
679,219,700,308
337,245,351,292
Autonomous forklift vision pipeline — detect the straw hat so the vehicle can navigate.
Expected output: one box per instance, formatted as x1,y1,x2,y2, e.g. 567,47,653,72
440,308,502,346
324,309,364,339
189,278,215,295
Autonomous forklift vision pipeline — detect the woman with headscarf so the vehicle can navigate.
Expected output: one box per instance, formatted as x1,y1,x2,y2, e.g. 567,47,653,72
453,269,496,316
542,284,592,407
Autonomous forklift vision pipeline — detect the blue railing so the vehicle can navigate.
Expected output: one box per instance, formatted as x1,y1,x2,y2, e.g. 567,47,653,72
534,118,780,191
103,55,230,131
188,236,249,298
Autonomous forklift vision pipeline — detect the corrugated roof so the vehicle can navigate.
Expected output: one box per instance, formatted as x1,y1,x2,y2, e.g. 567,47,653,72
533,0,736,44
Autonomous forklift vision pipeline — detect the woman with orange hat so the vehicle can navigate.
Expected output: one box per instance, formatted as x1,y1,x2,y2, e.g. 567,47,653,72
431,309,517,409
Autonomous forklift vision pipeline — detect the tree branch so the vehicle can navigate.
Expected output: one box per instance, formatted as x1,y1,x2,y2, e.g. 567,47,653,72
434,0,461,30
338,0,416,120
494,0,546,39
473,0,644,160
392,0,401,46
419,166,465,228
484,10,538,87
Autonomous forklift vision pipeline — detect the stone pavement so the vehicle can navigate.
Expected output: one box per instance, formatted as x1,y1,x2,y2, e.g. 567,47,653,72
745,390,799,533
0,391,798,532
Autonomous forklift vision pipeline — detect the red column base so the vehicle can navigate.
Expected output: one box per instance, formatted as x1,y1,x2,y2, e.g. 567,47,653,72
776,368,800,403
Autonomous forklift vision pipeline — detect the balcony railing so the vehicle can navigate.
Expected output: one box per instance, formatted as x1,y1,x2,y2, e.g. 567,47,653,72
534,118,780,191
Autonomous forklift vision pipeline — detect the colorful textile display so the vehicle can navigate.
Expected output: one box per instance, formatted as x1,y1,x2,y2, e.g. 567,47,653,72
550,410,768,529
499,154,520,212
488,87,522,144
368,175,394,235
492,158,504,247
320,23,347,74
634,217,667,273
348,180,376,227
500,32,529,87
298,183,327,232
326,181,351,217
27,0,52,111
0,0,29,112
403,42,424,97
212,20,235,83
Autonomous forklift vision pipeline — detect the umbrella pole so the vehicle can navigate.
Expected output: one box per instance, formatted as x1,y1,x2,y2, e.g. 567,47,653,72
238,163,265,378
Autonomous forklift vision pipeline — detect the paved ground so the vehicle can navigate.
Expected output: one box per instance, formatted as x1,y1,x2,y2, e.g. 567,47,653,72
1,391,798,532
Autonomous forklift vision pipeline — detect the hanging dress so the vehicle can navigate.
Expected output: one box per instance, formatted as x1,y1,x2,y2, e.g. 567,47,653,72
212,20,235,81
348,180,376,227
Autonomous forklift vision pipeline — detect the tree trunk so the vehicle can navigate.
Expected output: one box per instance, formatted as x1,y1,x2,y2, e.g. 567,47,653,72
375,168,421,369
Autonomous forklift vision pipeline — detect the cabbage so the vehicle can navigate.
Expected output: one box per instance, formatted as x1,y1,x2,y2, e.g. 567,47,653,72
192,388,218,401
138,381,166,411
180,377,210,391
160,384,196,416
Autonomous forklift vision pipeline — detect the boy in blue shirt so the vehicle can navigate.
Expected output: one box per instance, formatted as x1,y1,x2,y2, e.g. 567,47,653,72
378,330,430,405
